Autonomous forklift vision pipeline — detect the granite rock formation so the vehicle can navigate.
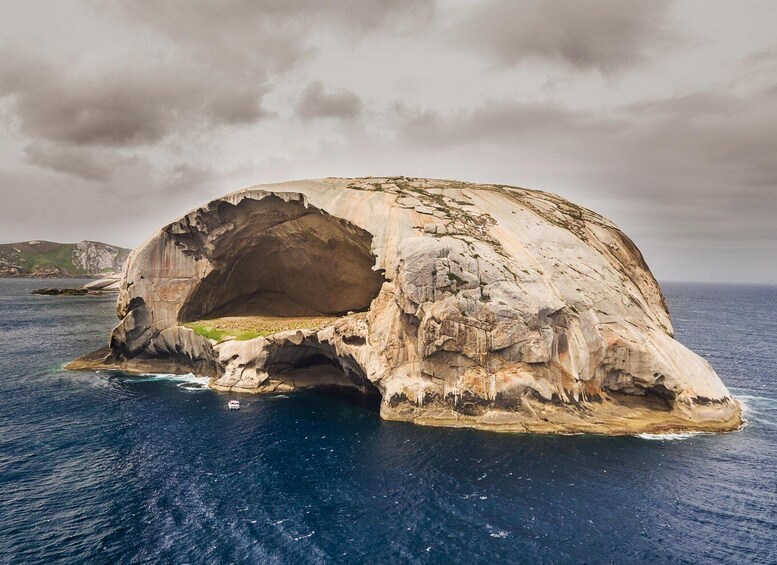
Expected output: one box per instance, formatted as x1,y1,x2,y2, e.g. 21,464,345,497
69,178,742,434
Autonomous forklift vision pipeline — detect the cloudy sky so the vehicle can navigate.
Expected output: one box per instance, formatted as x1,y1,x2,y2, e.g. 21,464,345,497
1,0,775,283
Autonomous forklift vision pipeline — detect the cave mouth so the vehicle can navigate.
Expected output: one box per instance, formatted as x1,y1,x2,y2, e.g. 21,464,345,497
265,339,382,412
178,195,386,322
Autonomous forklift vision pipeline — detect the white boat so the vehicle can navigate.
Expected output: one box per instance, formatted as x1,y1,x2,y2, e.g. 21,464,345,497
228,399,240,410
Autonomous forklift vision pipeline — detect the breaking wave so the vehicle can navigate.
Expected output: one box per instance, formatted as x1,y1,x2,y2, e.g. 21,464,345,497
634,431,709,441
119,372,211,390
735,392,777,429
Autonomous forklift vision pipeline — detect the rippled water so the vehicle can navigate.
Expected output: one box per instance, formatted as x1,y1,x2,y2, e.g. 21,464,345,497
0,278,775,564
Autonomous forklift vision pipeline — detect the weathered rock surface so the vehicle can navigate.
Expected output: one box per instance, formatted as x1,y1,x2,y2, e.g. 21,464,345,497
72,241,128,273
68,177,742,434
31,275,123,296
83,277,122,291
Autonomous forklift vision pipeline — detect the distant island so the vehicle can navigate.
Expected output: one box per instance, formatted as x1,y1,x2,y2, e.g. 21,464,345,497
0,240,129,277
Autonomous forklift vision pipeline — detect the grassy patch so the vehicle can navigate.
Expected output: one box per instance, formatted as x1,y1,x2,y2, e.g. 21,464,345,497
183,314,342,343
186,324,264,342
26,244,76,270
0,242,79,272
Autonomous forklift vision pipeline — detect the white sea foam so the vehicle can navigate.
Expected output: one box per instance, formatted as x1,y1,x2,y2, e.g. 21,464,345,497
486,524,510,538
734,393,777,429
131,373,211,389
734,393,777,410
634,432,708,441
635,392,777,439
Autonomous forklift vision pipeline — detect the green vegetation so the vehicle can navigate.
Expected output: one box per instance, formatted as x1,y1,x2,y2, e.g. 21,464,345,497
0,242,81,273
26,244,76,271
183,314,342,344
186,324,264,342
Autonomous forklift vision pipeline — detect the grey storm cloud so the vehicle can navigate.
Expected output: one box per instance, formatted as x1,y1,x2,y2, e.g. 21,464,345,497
121,0,436,37
0,54,272,181
23,142,142,183
162,163,221,195
395,100,617,145
296,81,363,121
394,83,777,197
0,55,269,149
117,0,436,74
620,90,777,193
454,0,677,72
0,0,433,179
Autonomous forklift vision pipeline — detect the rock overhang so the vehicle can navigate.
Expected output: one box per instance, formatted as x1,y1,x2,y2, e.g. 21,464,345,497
174,195,386,321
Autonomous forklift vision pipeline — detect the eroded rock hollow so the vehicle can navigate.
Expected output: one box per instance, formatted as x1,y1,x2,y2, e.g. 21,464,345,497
177,195,385,320
70,178,742,435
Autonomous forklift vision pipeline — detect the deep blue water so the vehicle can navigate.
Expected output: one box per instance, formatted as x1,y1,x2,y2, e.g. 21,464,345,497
0,278,775,564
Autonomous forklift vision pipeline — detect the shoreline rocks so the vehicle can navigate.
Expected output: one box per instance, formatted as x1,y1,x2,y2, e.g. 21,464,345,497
83,277,121,291
31,273,122,296
32,287,91,296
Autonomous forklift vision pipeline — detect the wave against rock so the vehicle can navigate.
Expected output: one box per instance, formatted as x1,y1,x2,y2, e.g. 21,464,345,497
68,178,741,434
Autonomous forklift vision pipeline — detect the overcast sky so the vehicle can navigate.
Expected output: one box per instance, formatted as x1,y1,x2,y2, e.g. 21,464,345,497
1,0,775,283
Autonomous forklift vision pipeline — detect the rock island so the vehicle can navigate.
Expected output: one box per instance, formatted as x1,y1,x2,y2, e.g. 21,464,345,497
68,177,742,435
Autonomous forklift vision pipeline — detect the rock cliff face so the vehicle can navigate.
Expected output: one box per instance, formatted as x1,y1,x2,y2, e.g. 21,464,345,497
72,241,128,273
71,178,741,434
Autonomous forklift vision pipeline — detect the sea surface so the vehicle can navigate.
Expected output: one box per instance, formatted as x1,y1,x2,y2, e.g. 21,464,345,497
0,278,775,564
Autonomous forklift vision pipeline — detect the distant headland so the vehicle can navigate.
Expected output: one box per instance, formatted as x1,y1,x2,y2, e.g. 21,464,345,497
0,240,129,278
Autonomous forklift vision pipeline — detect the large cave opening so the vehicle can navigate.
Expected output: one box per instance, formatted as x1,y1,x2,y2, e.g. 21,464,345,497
178,195,386,322
264,337,382,411
172,195,385,409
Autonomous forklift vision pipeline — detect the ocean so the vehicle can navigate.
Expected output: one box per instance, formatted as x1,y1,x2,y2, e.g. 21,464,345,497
0,278,775,564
